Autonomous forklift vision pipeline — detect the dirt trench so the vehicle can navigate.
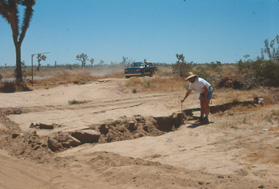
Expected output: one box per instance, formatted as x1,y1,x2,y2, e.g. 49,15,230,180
0,99,261,161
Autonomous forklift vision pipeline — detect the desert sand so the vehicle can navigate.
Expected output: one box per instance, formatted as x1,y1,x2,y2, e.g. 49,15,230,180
0,77,279,189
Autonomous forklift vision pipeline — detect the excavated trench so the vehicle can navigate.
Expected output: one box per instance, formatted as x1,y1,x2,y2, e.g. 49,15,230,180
0,98,261,160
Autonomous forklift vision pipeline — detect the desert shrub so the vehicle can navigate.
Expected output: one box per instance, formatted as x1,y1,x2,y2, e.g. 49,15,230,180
237,59,254,73
0,81,31,93
126,77,144,86
216,75,260,90
68,99,87,105
206,61,222,73
0,73,2,81
235,59,279,88
172,54,193,77
251,59,279,87
264,110,279,124
0,82,16,93
143,80,150,88
220,59,279,89
172,62,192,77
193,66,220,88
132,88,137,93
217,77,246,89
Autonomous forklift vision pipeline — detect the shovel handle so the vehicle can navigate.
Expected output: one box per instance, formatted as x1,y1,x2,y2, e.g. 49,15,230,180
181,102,184,124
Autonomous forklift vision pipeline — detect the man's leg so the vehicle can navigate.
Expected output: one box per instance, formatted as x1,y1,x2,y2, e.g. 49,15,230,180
201,98,210,123
200,100,204,118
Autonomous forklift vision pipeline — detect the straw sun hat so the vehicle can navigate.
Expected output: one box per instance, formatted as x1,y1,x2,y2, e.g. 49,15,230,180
184,72,197,81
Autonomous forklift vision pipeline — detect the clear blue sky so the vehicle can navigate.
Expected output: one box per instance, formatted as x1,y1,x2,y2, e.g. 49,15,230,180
0,0,279,66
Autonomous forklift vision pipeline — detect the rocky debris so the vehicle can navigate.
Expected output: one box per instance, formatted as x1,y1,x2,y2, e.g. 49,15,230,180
70,130,100,144
48,138,63,152
153,115,173,132
30,123,61,130
98,123,109,135
61,136,81,148
154,112,182,132
13,108,22,114
11,133,20,138
1,130,51,161
127,121,136,131
47,130,101,152
50,132,82,151
92,113,183,143
134,115,145,123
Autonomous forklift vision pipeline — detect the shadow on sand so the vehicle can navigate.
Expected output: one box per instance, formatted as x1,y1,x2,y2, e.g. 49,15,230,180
187,121,214,128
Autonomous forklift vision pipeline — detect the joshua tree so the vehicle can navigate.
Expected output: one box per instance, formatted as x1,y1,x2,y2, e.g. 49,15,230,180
90,58,94,68
0,0,36,84
172,54,192,77
121,56,128,64
99,60,105,65
262,35,279,60
76,53,88,68
36,54,47,71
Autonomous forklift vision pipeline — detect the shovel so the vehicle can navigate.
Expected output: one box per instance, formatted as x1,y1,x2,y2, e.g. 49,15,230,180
181,102,184,124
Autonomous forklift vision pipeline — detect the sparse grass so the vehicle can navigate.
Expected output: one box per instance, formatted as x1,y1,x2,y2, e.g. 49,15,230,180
132,88,137,93
31,70,99,89
142,80,150,88
263,110,279,124
68,99,88,105
124,76,186,93
37,70,95,83
216,114,252,130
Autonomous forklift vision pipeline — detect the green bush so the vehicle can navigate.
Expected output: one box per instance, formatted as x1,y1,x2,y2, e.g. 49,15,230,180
172,62,192,77
251,59,279,87
172,54,193,77
132,88,137,93
68,99,87,105
234,58,279,88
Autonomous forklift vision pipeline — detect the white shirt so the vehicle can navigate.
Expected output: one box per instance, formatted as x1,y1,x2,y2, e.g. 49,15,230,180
189,77,211,93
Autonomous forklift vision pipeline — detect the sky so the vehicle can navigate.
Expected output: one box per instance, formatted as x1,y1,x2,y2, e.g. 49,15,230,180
0,0,279,66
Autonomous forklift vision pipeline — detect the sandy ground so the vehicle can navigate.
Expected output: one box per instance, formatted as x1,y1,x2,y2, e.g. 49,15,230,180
0,77,279,189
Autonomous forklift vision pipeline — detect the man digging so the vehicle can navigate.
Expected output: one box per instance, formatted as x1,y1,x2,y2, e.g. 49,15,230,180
181,72,213,124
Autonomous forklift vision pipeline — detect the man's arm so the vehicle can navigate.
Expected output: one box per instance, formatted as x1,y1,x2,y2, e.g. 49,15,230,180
203,86,208,99
181,89,192,103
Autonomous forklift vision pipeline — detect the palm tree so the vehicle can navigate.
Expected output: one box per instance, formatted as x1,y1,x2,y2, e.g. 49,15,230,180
0,0,36,84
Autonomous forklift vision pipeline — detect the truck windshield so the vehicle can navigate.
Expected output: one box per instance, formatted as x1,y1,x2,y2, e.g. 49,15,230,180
131,63,144,67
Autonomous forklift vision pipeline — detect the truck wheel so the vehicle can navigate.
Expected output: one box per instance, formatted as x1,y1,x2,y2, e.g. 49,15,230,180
125,76,130,78
149,72,153,77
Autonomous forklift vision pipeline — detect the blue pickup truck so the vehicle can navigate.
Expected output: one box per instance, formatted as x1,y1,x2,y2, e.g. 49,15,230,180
124,62,155,78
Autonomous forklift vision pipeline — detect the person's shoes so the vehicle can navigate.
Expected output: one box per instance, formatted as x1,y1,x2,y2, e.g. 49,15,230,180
198,117,204,122
194,117,203,123
201,117,209,124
